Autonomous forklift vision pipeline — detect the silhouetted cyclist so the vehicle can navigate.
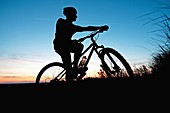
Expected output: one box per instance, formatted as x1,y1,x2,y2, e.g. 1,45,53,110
53,6,108,82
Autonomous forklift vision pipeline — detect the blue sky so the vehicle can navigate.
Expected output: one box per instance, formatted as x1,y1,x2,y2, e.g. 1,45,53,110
0,0,169,83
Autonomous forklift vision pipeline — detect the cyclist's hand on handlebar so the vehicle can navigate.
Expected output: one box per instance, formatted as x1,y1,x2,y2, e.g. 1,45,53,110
78,37,85,42
99,25,109,32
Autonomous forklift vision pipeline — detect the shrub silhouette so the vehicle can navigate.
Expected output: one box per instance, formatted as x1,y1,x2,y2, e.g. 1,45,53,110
136,2,170,78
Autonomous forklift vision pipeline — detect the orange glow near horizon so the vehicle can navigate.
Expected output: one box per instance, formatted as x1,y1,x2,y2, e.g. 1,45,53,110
0,75,36,84
0,59,102,84
0,59,144,84
0,59,103,84
0,70,101,84
0,52,144,84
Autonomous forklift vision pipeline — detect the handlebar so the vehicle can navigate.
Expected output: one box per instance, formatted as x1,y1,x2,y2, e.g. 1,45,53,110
78,25,109,43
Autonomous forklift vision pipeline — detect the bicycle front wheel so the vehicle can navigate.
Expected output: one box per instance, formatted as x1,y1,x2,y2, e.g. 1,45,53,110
35,62,66,84
100,48,134,78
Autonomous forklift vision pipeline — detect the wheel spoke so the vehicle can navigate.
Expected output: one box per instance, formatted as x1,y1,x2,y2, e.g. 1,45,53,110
36,62,66,83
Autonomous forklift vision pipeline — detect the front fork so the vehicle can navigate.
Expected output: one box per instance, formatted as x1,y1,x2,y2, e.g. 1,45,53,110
99,48,120,77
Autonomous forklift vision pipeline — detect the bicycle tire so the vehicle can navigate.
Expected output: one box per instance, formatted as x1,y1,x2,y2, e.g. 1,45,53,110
35,62,66,83
100,48,134,78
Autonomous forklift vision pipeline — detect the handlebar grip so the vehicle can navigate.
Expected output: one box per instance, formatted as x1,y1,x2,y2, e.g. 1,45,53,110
78,37,85,42
99,25,109,32
102,25,109,31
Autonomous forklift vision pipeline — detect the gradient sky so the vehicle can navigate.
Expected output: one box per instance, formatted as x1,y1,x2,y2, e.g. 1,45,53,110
0,0,169,83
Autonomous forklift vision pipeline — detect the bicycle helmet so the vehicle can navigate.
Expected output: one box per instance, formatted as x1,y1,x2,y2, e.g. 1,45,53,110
63,7,77,16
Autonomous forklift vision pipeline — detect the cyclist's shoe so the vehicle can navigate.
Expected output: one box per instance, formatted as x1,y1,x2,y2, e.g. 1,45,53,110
76,67,88,80
78,67,88,72
84,67,88,71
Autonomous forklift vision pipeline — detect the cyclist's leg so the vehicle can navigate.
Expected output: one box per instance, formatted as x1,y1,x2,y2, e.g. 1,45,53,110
77,67,88,80
70,41,84,78
70,41,84,68
56,48,73,81
54,45,75,81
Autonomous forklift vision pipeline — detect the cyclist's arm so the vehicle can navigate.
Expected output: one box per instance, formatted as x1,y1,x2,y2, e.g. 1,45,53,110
82,26,102,31
75,25,108,32
75,25,102,32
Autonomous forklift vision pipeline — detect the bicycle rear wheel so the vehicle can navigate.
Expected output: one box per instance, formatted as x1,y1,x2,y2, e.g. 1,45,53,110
100,48,134,78
35,62,66,84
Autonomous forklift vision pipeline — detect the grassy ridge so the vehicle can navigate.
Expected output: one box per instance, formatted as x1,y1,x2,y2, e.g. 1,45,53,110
0,72,168,111
0,76,167,96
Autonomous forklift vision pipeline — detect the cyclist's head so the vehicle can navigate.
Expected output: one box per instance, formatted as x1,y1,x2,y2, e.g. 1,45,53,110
63,6,77,17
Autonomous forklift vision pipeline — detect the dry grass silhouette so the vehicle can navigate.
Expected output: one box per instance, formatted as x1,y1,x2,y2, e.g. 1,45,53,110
132,2,170,79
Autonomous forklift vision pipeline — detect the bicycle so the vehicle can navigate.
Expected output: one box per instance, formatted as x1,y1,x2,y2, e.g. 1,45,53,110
35,28,134,84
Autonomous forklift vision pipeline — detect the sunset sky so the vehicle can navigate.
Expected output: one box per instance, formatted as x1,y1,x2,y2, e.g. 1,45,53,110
0,0,169,83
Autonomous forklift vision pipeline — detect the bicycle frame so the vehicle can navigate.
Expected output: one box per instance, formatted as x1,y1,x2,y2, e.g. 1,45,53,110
79,31,119,72
55,30,118,80
54,31,106,81
79,36,104,68
36,29,134,83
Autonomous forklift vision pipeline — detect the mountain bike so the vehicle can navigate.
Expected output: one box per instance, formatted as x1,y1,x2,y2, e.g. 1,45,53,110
35,29,134,84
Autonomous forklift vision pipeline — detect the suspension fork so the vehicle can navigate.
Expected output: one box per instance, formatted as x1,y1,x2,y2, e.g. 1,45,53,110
99,48,120,72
